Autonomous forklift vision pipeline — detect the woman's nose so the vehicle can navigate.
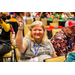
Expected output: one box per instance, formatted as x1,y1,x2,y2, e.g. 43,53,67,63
36,30,39,33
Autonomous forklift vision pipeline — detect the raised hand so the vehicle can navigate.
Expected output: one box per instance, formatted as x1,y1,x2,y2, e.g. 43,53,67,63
17,16,23,27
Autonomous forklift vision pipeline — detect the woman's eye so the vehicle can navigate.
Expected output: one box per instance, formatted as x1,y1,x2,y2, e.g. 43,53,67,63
33,29,36,31
39,30,42,31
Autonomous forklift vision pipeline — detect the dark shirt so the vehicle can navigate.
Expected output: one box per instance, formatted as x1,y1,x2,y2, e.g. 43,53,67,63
0,26,11,44
0,24,15,45
41,14,47,18
6,15,10,19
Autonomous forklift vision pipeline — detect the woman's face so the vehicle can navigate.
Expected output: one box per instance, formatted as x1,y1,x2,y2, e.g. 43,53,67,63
31,25,44,42
26,12,30,17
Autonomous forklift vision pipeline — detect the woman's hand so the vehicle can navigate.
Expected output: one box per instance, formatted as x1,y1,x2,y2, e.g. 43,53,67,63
52,51,57,57
17,16,23,27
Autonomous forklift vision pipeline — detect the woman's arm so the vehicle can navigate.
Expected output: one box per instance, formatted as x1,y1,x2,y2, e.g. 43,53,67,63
52,51,57,57
16,16,27,53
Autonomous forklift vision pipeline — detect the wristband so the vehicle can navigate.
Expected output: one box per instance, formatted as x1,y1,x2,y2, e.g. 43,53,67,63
18,26,23,30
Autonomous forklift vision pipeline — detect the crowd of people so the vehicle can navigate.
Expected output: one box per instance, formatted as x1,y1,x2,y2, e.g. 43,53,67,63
4,12,75,22
15,12,75,62
0,12,75,62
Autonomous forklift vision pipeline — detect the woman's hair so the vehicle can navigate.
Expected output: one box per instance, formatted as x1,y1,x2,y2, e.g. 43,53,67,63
26,21,48,44
26,12,31,17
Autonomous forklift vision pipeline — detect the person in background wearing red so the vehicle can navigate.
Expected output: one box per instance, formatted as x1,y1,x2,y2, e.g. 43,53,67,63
51,20,75,58
35,12,41,17
47,12,51,18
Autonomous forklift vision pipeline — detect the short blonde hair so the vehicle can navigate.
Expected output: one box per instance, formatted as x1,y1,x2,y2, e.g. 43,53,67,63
26,21,48,44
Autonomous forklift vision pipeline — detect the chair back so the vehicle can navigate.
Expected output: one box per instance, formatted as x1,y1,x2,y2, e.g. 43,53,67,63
44,56,65,62
35,17,40,21
52,19,58,23
52,29,61,36
71,14,74,17
26,19,32,24
50,23,59,27
24,24,31,36
41,18,47,26
3,51,12,58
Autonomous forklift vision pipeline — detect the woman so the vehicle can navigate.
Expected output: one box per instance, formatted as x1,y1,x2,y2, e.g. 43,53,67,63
16,16,57,62
23,12,33,25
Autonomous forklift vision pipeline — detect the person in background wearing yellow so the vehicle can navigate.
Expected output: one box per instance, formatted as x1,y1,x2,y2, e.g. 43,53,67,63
0,12,15,62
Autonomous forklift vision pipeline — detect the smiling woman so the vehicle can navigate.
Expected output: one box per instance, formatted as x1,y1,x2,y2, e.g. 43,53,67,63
26,21,47,44
16,17,57,62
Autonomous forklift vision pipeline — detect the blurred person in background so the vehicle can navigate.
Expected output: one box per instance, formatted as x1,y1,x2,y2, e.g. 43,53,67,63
35,12,42,17
62,12,68,20
6,12,10,19
10,12,15,15
66,12,72,19
0,12,15,62
47,12,51,18
23,12,33,25
40,12,48,18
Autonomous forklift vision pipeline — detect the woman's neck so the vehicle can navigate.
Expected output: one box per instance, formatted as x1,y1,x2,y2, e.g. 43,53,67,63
35,39,41,43
26,16,30,17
